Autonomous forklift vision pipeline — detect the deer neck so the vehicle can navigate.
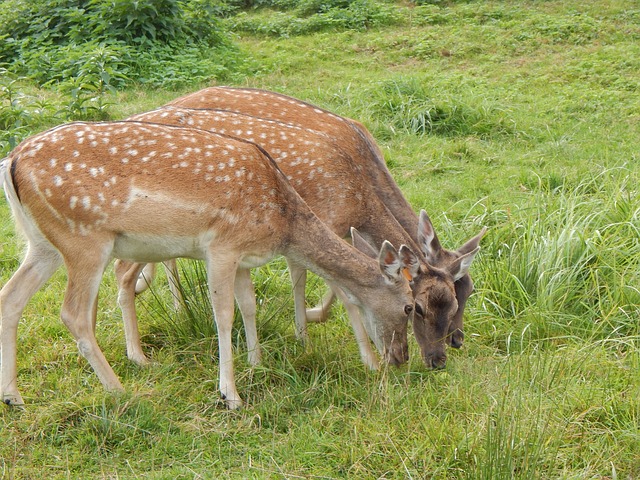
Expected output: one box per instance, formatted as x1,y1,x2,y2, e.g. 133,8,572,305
351,124,421,241
284,210,381,301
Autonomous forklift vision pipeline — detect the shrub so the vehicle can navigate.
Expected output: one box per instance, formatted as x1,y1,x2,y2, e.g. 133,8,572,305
0,0,246,89
230,0,401,37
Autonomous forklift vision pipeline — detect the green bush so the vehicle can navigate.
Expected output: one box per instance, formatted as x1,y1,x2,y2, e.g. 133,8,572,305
0,0,246,89
230,0,401,36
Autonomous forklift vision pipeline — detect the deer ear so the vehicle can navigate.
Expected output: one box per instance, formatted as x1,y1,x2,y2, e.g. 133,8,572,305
417,210,442,263
456,227,487,256
378,241,403,282
351,227,378,259
447,246,480,282
399,245,420,281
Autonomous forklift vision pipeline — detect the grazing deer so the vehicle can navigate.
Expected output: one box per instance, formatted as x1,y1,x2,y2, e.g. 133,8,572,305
169,87,485,351
0,121,419,409
117,106,479,370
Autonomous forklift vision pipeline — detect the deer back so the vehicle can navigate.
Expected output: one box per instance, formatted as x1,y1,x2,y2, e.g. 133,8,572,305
127,106,411,249
6,121,296,264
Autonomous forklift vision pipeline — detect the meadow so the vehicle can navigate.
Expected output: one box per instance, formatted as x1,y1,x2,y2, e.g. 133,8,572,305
0,0,639,478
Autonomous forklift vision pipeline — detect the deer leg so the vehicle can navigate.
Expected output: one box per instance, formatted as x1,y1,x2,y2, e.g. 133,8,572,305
448,275,473,348
114,260,150,366
234,267,261,366
207,253,242,409
61,253,124,394
287,260,309,342
162,259,183,310
330,283,380,370
134,263,156,294
1,245,62,406
306,287,337,323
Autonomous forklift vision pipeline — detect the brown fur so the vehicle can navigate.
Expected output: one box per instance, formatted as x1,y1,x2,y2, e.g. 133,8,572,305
0,121,417,408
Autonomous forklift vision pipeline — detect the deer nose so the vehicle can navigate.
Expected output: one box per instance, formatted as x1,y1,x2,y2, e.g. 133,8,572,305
450,329,464,349
427,353,447,370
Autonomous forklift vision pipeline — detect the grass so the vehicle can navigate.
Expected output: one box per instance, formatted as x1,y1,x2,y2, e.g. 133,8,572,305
1,0,639,478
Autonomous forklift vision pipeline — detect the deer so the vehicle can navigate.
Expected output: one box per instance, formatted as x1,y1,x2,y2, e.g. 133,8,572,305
165,87,485,352
115,106,480,371
0,120,422,409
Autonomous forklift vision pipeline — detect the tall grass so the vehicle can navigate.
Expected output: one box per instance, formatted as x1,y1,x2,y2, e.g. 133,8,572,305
362,78,522,140
474,166,640,347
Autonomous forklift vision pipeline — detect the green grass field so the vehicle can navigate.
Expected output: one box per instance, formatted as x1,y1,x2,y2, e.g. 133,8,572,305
1,1,639,478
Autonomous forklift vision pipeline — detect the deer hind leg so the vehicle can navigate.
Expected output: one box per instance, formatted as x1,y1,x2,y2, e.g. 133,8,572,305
306,287,336,323
234,267,261,366
207,253,242,409
114,260,150,366
134,261,182,310
134,262,156,294
330,283,380,370
61,251,124,394
1,245,63,406
287,260,309,342
163,259,183,310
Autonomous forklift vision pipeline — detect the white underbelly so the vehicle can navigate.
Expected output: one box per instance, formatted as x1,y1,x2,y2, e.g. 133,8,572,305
112,232,212,263
112,231,278,268
238,253,278,269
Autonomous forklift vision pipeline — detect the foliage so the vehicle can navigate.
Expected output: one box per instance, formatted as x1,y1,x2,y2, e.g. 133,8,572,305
0,0,246,90
230,0,402,36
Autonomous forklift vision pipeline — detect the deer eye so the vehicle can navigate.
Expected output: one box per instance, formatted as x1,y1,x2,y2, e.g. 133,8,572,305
404,304,413,315
415,304,425,318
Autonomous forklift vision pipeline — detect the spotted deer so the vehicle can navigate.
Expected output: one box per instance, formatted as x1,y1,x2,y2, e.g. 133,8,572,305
168,87,485,352
0,121,419,409
117,106,479,370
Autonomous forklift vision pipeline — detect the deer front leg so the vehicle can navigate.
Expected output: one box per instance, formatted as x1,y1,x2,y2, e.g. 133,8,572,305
448,274,473,348
207,254,242,409
1,246,62,406
115,260,151,366
329,283,380,370
234,267,261,366
287,260,309,342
